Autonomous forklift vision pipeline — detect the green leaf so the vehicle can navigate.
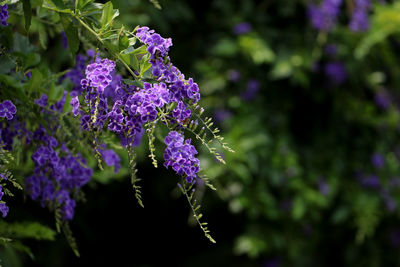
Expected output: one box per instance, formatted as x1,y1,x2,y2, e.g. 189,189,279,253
79,2,103,16
0,56,15,75
100,1,119,30
76,0,93,11
140,54,152,76
60,14,80,56
118,35,129,51
22,0,32,31
37,23,48,49
24,53,41,69
42,0,71,13
123,79,143,88
103,40,119,54
0,221,56,241
149,0,161,10
120,53,139,72
355,3,400,59
13,33,35,54
24,68,43,94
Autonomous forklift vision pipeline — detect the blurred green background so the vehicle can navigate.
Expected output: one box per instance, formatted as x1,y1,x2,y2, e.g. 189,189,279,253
3,0,400,266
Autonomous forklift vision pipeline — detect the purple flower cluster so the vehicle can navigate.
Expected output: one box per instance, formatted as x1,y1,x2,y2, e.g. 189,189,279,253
25,129,92,220
35,94,48,107
164,131,200,183
83,59,116,94
69,28,207,185
371,153,385,169
308,0,342,32
0,120,28,151
0,184,9,217
73,27,204,152
214,109,232,124
227,69,241,82
359,174,380,189
318,178,330,195
0,4,9,27
375,89,391,110
100,148,121,173
324,61,347,85
233,22,252,35
34,91,67,113
241,79,260,101
136,27,201,104
325,44,338,56
349,0,371,32
0,100,17,120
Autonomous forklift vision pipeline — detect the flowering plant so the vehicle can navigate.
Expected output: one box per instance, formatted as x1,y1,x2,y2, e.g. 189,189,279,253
0,0,232,256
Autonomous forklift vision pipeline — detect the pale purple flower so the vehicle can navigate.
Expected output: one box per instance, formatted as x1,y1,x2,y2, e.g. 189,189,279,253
0,100,17,120
233,22,252,35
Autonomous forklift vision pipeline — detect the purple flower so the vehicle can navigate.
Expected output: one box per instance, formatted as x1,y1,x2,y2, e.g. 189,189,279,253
325,44,338,56
389,229,400,247
227,69,241,82
318,178,330,195
233,22,252,35
26,71,32,79
324,62,347,85
349,0,371,32
374,89,391,110
101,149,121,173
371,153,384,169
84,59,116,93
135,27,201,104
26,132,92,221
0,4,9,27
0,100,17,120
136,26,172,59
61,196,76,221
172,101,191,123
35,94,48,107
70,96,80,116
214,109,232,123
241,79,260,101
262,258,281,267
360,174,380,189
308,0,342,32
381,189,397,212
164,131,200,183
0,203,8,217
61,31,68,49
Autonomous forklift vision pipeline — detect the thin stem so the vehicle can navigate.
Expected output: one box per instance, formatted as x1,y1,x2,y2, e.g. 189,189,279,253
70,13,139,80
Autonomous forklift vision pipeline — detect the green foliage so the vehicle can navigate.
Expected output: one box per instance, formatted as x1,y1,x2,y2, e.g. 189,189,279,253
0,221,56,241
179,181,216,243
